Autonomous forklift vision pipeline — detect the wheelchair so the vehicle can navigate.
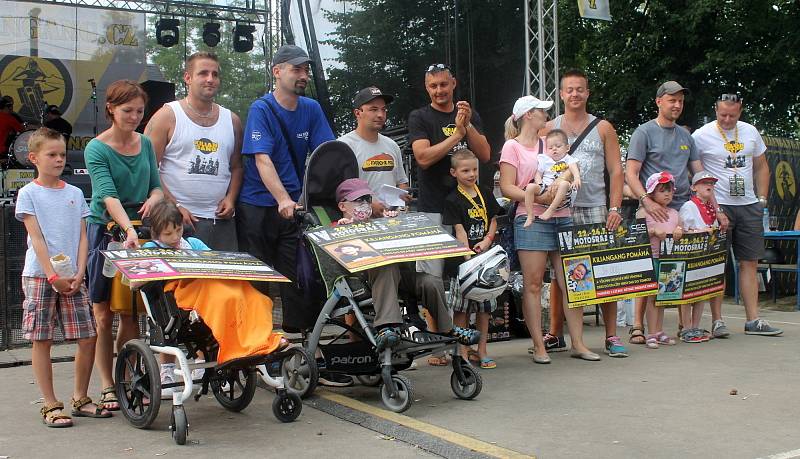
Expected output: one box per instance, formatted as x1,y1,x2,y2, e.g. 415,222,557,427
105,221,316,445
290,141,507,412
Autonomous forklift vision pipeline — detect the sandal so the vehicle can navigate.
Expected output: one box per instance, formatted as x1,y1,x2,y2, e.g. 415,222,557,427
40,401,73,428
71,396,112,418
427,355,449,366
480,358,497,369
99,386,120,411
629,326,646,345
645,334,659,349
656,332,676,346
467,349,481,363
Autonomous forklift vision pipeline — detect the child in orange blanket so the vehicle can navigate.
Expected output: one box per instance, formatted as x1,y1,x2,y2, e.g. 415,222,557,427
143,201,287,370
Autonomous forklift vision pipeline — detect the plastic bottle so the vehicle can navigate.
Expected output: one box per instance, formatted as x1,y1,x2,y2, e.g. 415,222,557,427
762,207,770,233
102,241,124,277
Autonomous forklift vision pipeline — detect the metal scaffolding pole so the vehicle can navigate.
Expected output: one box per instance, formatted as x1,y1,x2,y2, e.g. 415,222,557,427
524,0,559,116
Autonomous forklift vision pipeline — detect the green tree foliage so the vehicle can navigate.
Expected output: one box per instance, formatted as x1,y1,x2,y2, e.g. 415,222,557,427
324,0,800,144
146,3,270,124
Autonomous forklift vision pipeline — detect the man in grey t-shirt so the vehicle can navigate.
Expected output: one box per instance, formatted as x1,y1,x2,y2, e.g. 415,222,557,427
625,81,728,342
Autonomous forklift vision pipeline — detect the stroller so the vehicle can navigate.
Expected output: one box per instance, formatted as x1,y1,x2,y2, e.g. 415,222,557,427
104,220,315,445
293,141,508,413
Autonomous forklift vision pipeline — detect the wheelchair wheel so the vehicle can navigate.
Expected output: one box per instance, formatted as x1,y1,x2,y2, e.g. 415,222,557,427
114,339,161,428
450,364,483,400
170,405,188,445
272,392,302,423
355,374,382,387
213,368,256,412
281,346,318,399
379,374,414,413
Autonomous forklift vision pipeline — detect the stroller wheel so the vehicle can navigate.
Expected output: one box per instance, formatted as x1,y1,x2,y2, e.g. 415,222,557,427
281,346,318,399
379,375,414,413
355,374,382,387
272,392,302,423
450,365,483,400
170,405,188,445
213,368,257,412
114,339,161,428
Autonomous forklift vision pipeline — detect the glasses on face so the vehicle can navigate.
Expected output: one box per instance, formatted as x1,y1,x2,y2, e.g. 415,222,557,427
426,63,451,74
718,93,742,103
352,195,372,204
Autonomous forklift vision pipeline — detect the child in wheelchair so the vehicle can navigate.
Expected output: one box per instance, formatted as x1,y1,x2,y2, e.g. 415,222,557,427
141,200,288,367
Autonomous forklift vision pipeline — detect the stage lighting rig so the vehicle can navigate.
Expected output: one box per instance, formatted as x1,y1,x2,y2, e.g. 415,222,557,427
233,23,256,52
202,22,221,47
156,18,180,48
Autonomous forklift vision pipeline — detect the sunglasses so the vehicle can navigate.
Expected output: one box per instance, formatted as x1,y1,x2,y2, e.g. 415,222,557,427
718,93,742,103
351,195,372,204
426,63,451,73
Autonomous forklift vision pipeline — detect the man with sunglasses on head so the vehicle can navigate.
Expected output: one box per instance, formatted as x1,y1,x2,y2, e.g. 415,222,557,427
692,93,782,337
406,64,490,338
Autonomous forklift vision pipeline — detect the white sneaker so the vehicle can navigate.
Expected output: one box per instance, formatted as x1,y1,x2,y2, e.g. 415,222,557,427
192,359,206,383
160,363,175,400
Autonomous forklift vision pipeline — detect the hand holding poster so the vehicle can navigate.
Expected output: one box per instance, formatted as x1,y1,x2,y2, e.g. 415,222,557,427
101,248,289,284
305,212,473,273
558,219,658,307
655,230,728,306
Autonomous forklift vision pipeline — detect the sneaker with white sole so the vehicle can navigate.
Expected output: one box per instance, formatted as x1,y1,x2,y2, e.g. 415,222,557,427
744,318,783,336
711,320,730,338
160,363,176,399
604,335,628,357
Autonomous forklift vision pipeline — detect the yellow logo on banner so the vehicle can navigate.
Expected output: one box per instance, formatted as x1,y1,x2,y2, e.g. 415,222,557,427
103,24,139,46
0,56,72,121
775,160,796,200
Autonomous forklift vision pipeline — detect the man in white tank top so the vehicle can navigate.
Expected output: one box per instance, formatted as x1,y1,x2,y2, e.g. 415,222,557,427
145,52,243,252
539,69,628,358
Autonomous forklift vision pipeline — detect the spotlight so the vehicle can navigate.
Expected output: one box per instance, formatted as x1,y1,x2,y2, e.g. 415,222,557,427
233,23,256,53
202,22,221,47
156,18,180,48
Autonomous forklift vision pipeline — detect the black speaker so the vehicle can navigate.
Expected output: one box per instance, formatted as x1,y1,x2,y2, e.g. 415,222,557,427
138,80,176,132
1,201,28,349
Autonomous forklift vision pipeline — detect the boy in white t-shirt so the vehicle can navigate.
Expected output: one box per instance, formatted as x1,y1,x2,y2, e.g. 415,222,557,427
523,129,581,224
677,171,719,343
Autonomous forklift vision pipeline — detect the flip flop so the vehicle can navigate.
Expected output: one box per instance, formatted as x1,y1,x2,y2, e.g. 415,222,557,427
480,358,497,369
467,349,481,363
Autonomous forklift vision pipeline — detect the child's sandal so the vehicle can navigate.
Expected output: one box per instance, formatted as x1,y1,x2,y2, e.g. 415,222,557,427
656,332,676,346
645,334,659,349
99,386,120,411
629,326,646,345
40,401,73,428
71,396,112,418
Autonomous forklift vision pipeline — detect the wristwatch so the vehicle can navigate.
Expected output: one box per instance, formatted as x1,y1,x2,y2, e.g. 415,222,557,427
608,207,621,214
638,193,649,204
758,196,768,205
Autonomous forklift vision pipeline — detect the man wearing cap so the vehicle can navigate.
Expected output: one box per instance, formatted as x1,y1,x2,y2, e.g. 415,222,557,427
43,104,72,144
625,81,724,343
692,94,782,336
237,44,334,332
540,69,628,358
338,86,410,216
145,51,242,252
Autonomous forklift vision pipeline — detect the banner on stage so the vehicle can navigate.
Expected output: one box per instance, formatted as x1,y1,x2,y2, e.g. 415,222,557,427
655,230,728,306
558,219,657,308
101,248,290,283
304,212,473,273
577,0,612,21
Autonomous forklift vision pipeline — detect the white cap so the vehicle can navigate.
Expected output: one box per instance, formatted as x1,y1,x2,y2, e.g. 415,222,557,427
512,96,554,121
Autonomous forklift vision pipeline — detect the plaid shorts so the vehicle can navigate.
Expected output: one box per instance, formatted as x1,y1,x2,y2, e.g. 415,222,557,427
571,206,607,225
454,298,497,314
21,276,97,341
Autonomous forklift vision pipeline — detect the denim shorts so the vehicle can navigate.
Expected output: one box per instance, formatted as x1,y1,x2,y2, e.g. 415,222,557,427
514,215,573,252
87,222,112,304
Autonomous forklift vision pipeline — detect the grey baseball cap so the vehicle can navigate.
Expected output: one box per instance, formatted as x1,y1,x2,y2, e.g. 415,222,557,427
271,45,311,67
656,81,690,98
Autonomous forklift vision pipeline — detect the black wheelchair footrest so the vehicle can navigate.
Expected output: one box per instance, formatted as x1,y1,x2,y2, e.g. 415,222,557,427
410,330,456,344
214,354,270,372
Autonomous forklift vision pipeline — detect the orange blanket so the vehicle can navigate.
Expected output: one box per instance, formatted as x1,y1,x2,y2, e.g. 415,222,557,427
164,278,284,364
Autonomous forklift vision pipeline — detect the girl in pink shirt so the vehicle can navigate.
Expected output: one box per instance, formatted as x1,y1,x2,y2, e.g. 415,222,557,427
636,171,684,349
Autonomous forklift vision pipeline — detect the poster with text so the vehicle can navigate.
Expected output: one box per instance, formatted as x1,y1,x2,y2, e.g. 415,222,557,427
101,248,289,283
558,219,658,307
656,231,728,306
304,213,473,273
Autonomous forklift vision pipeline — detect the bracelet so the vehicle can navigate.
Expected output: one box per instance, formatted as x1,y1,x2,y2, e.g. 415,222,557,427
47,274,59,284
123,225,136,234
638,194,649,204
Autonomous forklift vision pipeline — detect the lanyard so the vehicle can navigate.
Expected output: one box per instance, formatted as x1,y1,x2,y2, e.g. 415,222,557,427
457,184,488,231
716,121,743,164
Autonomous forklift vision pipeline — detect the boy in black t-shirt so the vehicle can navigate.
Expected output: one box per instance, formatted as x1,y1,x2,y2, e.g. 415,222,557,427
442,149,501,369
